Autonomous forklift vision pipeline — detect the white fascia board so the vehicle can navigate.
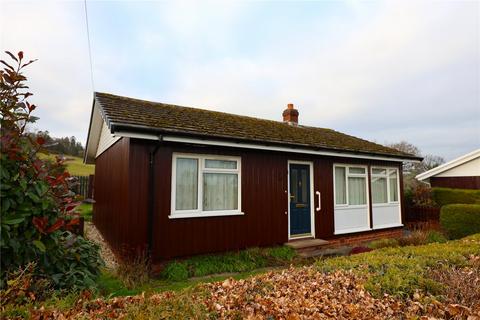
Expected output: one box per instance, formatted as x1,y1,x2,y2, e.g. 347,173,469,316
416,148,480,180
84,101,104,164
114,131,418,162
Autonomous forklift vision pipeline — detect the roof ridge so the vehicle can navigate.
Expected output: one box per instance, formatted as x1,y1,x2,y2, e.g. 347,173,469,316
95,91,336,131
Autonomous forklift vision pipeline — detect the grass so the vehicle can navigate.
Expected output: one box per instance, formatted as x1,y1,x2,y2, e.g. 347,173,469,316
3,235,479,319
38,153,95,176
97,246,296,297
97,266,278,298
160,246,296,281
77,203,93,221
317,233,480,298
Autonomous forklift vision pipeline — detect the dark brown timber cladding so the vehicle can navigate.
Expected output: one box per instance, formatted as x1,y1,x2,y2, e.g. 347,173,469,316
123,139,404,262
129,140,289,261
430,176,480,190
93,137,148,255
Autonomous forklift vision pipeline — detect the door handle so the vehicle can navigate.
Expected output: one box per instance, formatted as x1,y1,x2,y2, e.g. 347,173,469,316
316,191,321,212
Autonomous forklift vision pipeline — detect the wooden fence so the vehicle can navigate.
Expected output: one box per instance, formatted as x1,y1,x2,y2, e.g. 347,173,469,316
405,206,440,223
71,175,95,199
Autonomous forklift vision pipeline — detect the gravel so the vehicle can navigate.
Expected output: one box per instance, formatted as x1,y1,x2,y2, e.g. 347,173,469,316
84,222,118,270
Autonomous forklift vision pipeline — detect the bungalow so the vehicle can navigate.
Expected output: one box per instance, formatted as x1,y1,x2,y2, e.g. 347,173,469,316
84,92,421,261
416,149,480,190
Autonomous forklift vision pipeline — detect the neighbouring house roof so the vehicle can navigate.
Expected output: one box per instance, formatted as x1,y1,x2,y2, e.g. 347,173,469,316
84,92,422,163
416,149,480,181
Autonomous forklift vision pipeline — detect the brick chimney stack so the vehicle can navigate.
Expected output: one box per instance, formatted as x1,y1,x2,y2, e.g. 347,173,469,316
282,103,299,126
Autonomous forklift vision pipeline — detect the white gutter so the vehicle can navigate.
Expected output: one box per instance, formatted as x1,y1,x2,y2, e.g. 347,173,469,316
114,131,420,163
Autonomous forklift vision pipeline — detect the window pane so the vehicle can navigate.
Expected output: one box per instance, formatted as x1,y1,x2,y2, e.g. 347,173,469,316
349,167,365,174
348,177,366,205
389,171,398,202
205,159,237,169
335,167,346,205
372,168,386,175
175,158,198,210
301,169,307,203
203,173,238,211
372,177,388,203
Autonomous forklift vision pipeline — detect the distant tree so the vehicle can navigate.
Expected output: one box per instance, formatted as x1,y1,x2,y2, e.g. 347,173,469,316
388,141,421,157
30,130,84,157
421,154,445,172
386,141,445,192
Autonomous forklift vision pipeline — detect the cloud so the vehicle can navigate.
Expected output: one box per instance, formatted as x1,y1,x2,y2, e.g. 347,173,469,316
1,1,478,160
158,1,479,159
1,0,93,141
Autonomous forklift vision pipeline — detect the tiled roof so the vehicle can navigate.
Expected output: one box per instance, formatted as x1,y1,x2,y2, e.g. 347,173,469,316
95,92,419,160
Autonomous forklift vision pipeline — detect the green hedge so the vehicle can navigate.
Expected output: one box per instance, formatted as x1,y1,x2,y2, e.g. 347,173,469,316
440,204,480,239
432,187,480,206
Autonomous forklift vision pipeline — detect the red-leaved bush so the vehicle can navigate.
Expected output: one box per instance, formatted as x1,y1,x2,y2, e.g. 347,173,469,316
0,51,103,292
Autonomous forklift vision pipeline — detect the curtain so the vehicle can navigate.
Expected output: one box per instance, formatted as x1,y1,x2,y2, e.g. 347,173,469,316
175,158,198,210
389,171,398,202
372,176,388,203
348,177,366,205
203,173,238,211
335,167,346,204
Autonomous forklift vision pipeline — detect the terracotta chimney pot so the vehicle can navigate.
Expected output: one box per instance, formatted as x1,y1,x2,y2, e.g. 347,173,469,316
282,103,299,126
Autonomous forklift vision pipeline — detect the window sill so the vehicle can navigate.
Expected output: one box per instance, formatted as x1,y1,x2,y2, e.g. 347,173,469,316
169,211,245,219
373,223,404,230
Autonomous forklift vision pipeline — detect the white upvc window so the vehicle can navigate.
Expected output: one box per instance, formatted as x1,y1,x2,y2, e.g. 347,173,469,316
371,167,400,204
170,153,243,218
333,164,370,234
334,165,369,207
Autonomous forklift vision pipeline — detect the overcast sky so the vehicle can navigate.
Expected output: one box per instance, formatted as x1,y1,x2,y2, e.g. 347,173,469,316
1,0,478,161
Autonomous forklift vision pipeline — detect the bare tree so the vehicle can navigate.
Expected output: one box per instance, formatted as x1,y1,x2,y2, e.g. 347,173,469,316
386,141,445,191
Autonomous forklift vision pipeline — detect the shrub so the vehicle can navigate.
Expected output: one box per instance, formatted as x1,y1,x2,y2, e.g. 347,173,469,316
428,255,480,309
115,249,150,289
0,51,102,291
440,204,480,239
368,238,399,249
398,230,428,246
0,262,51,307
432,187,480,206
316,236,480,298
412,184,436,206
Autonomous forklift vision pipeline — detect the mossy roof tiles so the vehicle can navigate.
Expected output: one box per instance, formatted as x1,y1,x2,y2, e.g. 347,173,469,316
95,92,419,160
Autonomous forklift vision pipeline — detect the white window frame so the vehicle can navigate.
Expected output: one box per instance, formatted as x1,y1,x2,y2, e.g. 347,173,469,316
333,164,369,208
371,167,400,205
170,153,243,219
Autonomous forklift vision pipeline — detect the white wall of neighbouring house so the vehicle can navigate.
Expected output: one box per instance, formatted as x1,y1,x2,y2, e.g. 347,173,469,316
436,157,480,177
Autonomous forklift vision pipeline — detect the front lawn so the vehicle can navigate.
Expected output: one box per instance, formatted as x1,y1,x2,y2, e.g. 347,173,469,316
3,234,479,319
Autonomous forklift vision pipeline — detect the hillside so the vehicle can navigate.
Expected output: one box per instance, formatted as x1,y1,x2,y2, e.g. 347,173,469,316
38,153,95,176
